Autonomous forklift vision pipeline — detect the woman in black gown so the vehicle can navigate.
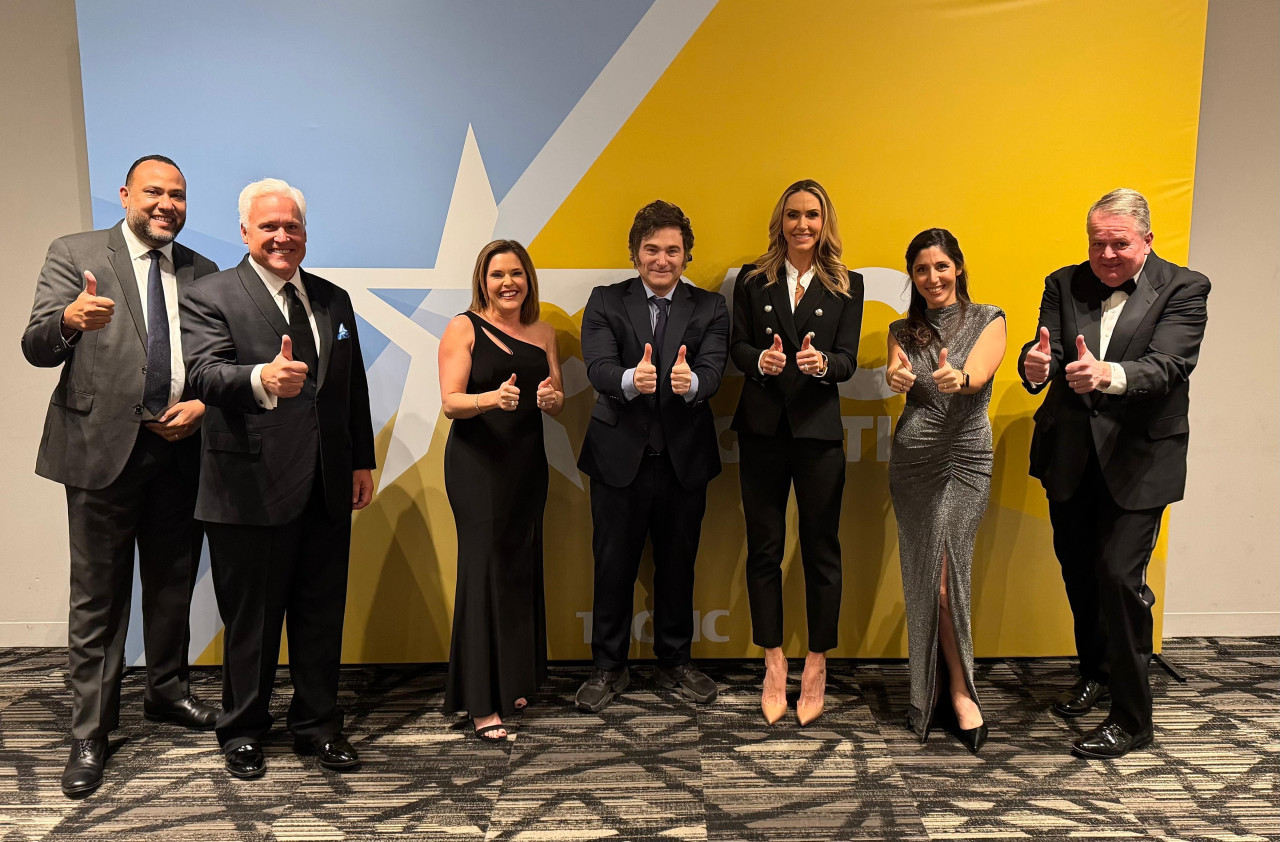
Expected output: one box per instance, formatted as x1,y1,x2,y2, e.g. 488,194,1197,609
438,240,564,740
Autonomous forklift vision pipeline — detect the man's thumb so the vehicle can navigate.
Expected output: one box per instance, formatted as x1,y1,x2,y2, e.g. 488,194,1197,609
83,271,97,296
676,345,687,364
1037,326,1050,352
642,343,653,364
1075,334,1089,359
938,348,949,368
280,334,293,361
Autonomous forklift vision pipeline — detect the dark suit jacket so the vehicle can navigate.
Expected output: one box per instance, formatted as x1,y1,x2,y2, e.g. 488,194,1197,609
577,277,729,489
1018,251,1209,510
22,223,218,490
180,256,376,526
729,265,864,440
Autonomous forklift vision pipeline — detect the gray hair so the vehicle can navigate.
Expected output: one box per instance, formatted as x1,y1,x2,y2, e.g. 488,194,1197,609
1088,188,1150,236
238,178,307,227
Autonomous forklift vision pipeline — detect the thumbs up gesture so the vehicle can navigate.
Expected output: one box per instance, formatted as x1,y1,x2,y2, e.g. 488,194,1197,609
1023,326,1052,383
536,375,558,413
1065,334,1110,394
495,373,521,410
932,347,965,393
261,334,309,397
61,270,116,333
635,343,658,394
796,332,825,376
760,333,786,376
670,345,693,395
888,346,916,393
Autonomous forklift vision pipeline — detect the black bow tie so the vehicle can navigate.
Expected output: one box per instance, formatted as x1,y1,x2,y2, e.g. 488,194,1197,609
1097,277,1137,299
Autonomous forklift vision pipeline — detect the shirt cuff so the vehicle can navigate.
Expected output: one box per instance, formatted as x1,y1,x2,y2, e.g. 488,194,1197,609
621,367,639,401
1101,362,1128,395
683,371,700,404
251,363,278,410
757,350,767,376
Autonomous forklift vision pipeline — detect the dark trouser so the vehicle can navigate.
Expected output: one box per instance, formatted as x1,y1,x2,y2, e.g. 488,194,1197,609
205,479,351,751
738,429,845,652
65,428,203,739
589,452,707,671
1048,448,1163,734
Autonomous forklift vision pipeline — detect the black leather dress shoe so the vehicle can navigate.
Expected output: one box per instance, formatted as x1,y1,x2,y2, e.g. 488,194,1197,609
655,662,718,704
1052,678,1110,718
61,737,107,796
296,734,360,769
225,742,266,779
143,695,219,730
1072,720,1153,759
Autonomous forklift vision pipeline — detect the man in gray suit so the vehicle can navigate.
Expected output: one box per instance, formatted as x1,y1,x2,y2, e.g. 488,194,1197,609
22,155,220,796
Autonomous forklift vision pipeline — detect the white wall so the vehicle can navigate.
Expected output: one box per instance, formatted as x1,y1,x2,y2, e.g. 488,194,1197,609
0,0,1274,645
1168,0,1280,636
0,0,92,645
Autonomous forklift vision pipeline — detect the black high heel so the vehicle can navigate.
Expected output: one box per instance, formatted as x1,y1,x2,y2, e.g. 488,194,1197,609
956,722,988,754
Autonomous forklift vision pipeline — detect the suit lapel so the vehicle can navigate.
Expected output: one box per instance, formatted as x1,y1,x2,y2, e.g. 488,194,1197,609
794,280,820,337
1069,266,1103,409
659,281,693,380
767,273,800,348
107,224,147,347
1104,254,1163,362
303,271,333,387
236,256,293,339
624,278,654,351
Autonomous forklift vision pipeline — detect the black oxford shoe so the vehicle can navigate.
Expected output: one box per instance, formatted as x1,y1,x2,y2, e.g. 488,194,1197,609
296,734,360,769
143,695,219,730
1071,720,1153,759
225,742,266,779
61,737,107,796
1052,677,1110,718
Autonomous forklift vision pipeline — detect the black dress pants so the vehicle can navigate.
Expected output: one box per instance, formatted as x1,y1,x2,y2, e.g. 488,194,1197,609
589,452,707,671
1048,448,1164,734
65,428,203,739
738,428,845,652
205,478,351,750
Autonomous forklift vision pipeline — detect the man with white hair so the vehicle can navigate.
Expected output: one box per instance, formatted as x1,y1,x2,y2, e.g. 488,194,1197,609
1019,188,1210,759
181,178,375,779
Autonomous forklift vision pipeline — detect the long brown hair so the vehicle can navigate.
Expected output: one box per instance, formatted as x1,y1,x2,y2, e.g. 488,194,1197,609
901,228,970,347
744,179,850,297
469,239,540,325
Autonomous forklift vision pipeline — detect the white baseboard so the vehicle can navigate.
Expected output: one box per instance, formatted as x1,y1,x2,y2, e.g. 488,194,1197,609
0,621,67,647
1163,612,1280,638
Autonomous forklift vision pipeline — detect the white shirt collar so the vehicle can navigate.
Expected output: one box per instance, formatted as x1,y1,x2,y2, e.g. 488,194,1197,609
642,281,676,302
248,255,302,295
119,220,174,264
784,259,815,287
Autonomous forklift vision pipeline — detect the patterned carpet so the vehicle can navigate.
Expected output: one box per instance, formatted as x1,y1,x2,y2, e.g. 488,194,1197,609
0,638,1275,841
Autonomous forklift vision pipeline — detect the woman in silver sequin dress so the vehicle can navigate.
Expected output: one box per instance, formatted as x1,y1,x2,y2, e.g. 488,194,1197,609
886,229,1006,752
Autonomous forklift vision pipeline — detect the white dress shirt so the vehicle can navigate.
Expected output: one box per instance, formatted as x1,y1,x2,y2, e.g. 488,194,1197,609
620,281,699,403
120,221,183,416
247,258,318,410
1096,265,1144,395
785,259,814,312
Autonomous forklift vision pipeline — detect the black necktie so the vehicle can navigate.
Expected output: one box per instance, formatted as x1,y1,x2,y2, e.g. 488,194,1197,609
652,297,670,364
1097,277,1137,299
282,282,318,380
142,250,171,415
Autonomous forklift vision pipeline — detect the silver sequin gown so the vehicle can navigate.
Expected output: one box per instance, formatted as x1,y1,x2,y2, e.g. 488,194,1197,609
888,302,1004,741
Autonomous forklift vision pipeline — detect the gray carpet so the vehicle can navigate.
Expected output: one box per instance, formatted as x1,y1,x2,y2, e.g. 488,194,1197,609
0,637,1275,840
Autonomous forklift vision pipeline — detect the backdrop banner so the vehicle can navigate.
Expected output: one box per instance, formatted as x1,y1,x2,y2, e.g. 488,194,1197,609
75,0,1207,664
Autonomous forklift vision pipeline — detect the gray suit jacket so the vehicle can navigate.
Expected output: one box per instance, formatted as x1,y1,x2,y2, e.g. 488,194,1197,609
22,223,218,490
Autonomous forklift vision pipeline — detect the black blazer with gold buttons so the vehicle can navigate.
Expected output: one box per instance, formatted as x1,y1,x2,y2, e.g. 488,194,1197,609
729,264,864,440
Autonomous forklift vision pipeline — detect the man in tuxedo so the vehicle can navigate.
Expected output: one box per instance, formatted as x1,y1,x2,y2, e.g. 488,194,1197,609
22,155,220,796
575,200,729,712
181,179,375,779
1019,188,1210,758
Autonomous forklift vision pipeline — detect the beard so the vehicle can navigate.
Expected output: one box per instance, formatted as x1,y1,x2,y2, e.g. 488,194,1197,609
127,207,183,246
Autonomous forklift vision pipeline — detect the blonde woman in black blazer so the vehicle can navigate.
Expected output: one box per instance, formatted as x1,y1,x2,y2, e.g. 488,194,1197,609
729,179,864,725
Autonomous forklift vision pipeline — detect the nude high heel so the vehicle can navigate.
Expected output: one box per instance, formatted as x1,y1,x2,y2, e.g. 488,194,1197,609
796,656,827,726
761,653,788,725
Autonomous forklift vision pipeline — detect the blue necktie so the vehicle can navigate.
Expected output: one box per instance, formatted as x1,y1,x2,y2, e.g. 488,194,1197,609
647,297,670,452
142,250,171,415
652,297,670,366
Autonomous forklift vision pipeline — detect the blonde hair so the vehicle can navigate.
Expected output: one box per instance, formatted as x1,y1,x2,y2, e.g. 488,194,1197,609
745,179,850,297
1088,188,1150,236
238,178,307,227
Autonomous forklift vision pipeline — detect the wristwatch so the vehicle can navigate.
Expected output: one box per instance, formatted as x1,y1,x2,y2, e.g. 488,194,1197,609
961,370,970,389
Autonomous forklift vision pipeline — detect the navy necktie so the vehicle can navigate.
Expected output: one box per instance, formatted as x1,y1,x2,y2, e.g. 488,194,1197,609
652,297,670,365
282,282,318,380
646,297,670,453
142,250,171,415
